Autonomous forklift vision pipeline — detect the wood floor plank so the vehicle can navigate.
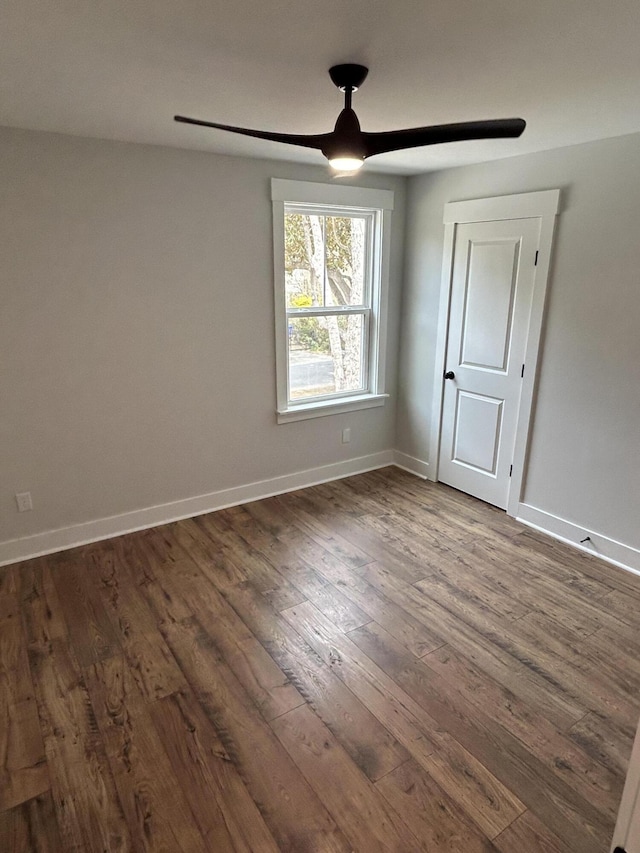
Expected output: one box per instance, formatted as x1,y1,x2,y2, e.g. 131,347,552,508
516,528,640,598
0,697,49,811
160,614,352,853
590,621,640,673
224,504,371,630
112,532,194,628
149,689,280,853
461,538,632,636
348,620,612,853
0,565,49,811
84,655,211,853
0,564,20,621
268,492,375,569
194,512,307,611
148,549,305,721
18,559,67,649
282,600,527,836
0,791,63,853
417,733,526,840
287,489,434,583
88,542,187,702
271,703,421,852
313,560,444,656
359,561,587,729
218,581,411,781
364,469,523,541
461,533,613,605
357,508,462,571
167,519,247,589
434,543,607,633
5,468,639,852
414,564,637,735
569,711,636,777
375,757,499,852
338,473,506,549
49,549,121,668
1,595,34,708
27,638,131,852
599,587,640,627
245,500,443,655
281,599,442,760
480,612,640,735
517,611,640,700
422,643,622,820
493,809,575,853
410,547,531,623
414,565,531,626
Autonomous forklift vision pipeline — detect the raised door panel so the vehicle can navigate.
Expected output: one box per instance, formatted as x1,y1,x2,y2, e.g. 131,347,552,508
452,391,504,475
460,239,520,372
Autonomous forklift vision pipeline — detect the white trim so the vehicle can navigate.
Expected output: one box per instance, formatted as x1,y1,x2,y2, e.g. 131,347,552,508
443,189,560,224
286,306,370,319
372,207,393,395
5,454,640,585
393,451,430,479
271,179,394,210
506,206,559,517
277,393,387,423
0,451,394,568
429,220,456,482
271,179,393,422
430,190,560,518
516,502,640,577
272,201,289,409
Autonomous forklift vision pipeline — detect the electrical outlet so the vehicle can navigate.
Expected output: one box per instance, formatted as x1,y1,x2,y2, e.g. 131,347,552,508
15,492,33,512
342,428,351,444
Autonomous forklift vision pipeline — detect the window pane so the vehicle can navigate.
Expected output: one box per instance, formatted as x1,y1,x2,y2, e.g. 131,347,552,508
284,212,369,310
289,314,365,400
285,213,325,308
325,216,367,306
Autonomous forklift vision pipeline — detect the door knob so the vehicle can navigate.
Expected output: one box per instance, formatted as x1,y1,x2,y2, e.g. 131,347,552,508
444,370,455,380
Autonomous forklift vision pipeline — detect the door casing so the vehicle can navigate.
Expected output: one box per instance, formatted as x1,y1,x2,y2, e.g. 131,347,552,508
429,190,560,518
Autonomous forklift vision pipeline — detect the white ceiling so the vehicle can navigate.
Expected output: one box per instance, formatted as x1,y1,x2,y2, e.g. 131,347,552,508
2,0,640,175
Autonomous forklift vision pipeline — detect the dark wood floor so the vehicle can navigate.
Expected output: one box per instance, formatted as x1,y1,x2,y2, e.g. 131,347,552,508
1,467,639,852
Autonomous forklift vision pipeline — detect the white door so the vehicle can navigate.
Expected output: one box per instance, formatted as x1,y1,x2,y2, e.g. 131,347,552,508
437,217,541,509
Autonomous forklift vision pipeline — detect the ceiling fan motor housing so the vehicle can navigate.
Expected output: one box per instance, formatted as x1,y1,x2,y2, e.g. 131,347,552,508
322,108,367,161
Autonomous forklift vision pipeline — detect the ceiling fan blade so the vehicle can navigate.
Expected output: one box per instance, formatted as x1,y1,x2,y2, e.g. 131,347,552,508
174,115,330,151
363,118,526,157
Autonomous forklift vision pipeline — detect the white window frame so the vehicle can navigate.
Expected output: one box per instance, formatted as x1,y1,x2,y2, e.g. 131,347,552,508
271,179,394,423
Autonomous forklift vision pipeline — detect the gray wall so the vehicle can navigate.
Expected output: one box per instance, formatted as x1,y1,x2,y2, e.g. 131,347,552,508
4,124,639,560
399,132,640,550
0,127,405,545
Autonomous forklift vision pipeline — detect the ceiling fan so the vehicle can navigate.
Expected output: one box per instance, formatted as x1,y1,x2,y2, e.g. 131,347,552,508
175,64,525,172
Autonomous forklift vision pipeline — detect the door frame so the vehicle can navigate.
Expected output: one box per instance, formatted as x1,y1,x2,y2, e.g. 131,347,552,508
429,189,560,517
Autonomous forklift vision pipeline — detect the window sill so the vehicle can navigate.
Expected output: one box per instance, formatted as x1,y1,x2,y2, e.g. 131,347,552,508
277,393,388,424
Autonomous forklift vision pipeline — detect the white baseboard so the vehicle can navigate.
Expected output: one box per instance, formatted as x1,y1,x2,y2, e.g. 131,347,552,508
392,451,430,479
516,502,640,577
7,455,638,581
0,450,395,568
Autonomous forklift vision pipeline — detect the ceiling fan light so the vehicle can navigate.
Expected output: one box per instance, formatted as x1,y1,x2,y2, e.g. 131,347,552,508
329,156,365,172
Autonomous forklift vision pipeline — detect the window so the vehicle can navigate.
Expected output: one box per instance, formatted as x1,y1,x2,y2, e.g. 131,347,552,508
271,179,393,423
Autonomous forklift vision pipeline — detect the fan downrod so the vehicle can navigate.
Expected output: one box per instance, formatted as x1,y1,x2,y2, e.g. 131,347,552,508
329,64,369,93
